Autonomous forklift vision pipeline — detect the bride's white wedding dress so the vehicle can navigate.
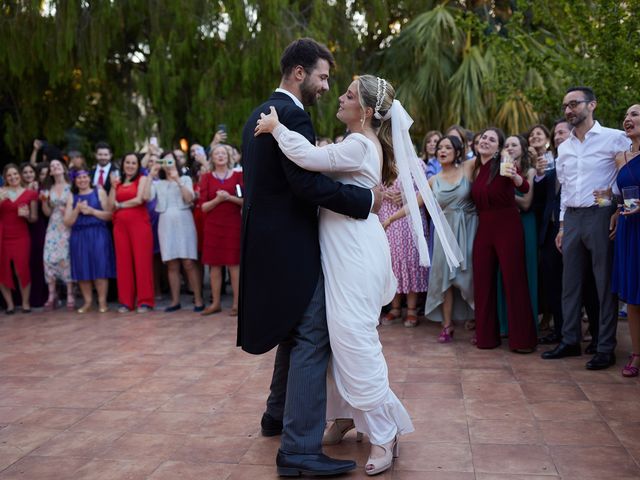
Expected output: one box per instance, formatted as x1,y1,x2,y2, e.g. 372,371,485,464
272,124,414,445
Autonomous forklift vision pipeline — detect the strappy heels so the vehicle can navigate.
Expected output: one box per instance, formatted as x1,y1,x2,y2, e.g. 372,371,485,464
43,298,58,311
322,419,363,446
438,325,455,343
404,309,419,328
380,308,401,326
365,436,399,476
622,353,640,377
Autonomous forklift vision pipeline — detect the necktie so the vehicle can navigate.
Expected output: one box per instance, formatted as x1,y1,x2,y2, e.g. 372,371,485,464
98,168,104,186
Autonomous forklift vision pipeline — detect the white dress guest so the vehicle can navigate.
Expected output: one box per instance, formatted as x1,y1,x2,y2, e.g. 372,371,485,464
153,176,198,261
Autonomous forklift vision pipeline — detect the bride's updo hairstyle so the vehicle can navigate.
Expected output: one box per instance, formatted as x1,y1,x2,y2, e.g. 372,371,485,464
357,75,397,186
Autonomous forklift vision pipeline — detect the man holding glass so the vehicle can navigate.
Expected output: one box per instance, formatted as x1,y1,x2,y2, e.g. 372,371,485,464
542,87,631,369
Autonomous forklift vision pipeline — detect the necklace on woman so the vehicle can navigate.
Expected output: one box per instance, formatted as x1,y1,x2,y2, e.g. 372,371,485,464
6,188,19,201
213,170,229,182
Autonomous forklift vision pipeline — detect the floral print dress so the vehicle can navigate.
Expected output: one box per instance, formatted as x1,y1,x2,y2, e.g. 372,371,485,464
43,185,72,283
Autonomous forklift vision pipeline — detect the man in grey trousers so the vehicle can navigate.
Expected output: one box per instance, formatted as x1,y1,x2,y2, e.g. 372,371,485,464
542,86,631,369
238,38,377,476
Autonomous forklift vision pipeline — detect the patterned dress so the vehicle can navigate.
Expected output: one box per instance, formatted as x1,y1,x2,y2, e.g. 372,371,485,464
43,185,72,283
378,175,429,294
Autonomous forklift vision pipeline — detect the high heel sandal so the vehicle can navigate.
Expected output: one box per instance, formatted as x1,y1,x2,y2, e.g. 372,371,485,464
365,436,399,476
322,419,363,446
380,308,401,326
403,309,419,328
438,325,455,343
622,353,640,378
43,298,58,311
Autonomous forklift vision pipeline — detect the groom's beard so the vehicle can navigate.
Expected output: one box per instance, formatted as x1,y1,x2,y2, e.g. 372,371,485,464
300,77,320,107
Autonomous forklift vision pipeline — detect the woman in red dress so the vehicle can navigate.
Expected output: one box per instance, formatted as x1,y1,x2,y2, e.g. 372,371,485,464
108,153,154,313
471,128,537,352
200,145,243,315
0,164,38,313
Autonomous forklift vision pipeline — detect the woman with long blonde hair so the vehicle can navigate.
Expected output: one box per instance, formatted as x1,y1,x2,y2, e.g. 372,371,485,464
256,74,461,476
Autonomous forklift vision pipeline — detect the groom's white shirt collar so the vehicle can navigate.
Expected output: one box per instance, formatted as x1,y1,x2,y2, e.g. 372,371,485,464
275,88,304,110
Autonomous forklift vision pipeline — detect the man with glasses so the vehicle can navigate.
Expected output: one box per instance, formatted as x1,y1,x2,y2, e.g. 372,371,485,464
542,86,631,369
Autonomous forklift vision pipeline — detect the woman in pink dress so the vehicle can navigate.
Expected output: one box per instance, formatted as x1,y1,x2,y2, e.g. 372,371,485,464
377,172,429,327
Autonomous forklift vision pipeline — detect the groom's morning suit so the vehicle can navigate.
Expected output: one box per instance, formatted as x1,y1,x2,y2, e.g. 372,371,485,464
238,91,372,454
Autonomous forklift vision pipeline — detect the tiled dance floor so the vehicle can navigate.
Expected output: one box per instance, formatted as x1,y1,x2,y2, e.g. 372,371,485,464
0,301,639,479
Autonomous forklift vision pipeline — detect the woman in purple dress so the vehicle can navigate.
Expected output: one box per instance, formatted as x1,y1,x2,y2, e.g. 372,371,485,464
64,169,115,313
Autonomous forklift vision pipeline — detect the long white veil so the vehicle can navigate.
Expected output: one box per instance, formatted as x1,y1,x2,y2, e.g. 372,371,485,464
389,100,463,270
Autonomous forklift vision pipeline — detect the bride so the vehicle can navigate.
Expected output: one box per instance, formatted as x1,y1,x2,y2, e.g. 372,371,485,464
255,75,461,476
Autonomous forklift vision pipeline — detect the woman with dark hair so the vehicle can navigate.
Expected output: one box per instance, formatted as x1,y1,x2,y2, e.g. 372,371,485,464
64,169,115,313
612,103,640,377
20,163,38,191
384,135,478,342
109,153,154,313
528,124,554,171
149,152,203,312
0,164,38,313
495,135,538,336
19,163,47,308
446,125,471,159
200,144,243,315
42,158,74,310
471,128,537,352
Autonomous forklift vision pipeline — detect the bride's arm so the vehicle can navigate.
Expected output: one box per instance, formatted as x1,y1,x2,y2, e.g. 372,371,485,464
256,106,366,173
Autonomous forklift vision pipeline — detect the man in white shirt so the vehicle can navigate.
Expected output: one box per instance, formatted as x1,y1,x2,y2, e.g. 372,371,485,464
91,141,114,193
542,87,631,369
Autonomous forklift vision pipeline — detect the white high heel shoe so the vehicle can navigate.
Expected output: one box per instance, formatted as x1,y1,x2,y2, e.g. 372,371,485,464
365,436,399,476
322,418,364,446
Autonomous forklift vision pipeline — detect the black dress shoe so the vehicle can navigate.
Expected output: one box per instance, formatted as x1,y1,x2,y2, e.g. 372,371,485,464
261,412,283,437
541,342,581,359
584,342,598,355
276,449,356,477
538,333,561,345
586,352,616,370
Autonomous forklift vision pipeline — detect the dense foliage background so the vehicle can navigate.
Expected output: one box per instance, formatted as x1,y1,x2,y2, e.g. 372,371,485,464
1,0,639,162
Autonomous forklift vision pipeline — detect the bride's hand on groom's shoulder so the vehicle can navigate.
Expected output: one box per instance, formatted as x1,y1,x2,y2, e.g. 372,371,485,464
254,106,280,137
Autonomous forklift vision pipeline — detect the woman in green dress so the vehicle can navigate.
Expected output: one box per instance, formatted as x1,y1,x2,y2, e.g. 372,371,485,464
497,135,538,335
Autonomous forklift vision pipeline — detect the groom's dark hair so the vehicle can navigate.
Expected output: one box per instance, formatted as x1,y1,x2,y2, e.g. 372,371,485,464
280,38,335,78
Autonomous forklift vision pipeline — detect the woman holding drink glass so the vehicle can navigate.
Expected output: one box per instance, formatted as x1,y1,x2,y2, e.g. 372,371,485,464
470,128,537,352
612,104,640,377
528,124,555,173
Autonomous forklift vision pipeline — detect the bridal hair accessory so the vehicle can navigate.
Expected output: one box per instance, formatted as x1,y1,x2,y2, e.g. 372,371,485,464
374,77,392,121
390,100,464,270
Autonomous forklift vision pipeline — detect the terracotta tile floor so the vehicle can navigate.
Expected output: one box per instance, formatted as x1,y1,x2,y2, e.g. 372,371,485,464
1,299,639,479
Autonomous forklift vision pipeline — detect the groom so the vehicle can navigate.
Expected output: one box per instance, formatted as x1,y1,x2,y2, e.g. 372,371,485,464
238,38,377,476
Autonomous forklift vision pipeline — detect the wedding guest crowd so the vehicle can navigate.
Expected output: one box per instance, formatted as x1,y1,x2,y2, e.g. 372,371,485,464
381,86,639,377
1,87,638,379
